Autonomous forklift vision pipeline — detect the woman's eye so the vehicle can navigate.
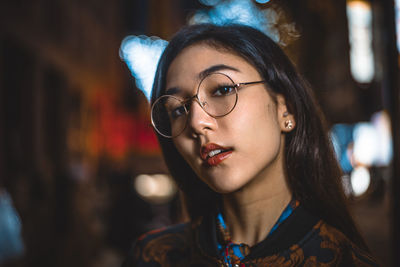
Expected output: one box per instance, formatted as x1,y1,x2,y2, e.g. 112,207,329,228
169,105,186,119
213,85,235,96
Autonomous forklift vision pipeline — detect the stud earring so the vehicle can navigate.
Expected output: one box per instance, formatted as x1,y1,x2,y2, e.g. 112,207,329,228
285,120,293,129
283,111,289,117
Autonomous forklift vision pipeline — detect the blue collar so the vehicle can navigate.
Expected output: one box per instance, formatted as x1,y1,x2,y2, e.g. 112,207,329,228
216,198,300,266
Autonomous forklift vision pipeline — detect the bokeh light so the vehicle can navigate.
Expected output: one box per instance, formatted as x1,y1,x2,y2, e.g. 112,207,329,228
0,190,24,262
330,110,393,172
189,0,283,43
396,0,400,51
351,166,371,196
353,123,379,166
347,0,375,83
134,174,177,204
120,35,168,101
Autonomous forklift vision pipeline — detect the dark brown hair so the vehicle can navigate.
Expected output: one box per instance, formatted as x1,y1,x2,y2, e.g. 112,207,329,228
151,23,369,251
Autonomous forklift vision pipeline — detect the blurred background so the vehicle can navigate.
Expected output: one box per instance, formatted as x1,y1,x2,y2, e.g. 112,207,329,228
0,0,399,266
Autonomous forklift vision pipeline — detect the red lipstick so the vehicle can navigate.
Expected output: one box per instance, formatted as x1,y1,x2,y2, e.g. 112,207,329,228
200,143,233,166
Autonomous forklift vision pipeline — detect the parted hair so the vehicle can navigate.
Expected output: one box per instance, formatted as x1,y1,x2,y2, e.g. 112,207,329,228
150,23,369,251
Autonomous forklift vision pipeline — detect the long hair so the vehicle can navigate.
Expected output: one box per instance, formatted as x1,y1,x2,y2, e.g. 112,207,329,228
150,24,368,251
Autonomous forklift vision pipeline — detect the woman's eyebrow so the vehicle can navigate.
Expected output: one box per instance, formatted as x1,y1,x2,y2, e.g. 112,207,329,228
198,64,240,80
165,86,180,95
165,64,240,95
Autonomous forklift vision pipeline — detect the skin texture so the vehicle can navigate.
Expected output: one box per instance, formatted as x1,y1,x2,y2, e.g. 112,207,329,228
166,44,296,246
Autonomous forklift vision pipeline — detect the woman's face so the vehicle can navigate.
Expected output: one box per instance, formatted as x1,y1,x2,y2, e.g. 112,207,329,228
166,44,294,194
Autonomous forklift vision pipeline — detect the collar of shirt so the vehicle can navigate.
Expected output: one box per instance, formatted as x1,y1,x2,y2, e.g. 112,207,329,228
216,198,300,266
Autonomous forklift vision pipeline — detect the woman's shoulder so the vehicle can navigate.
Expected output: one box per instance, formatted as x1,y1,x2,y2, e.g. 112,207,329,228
298,220,379,266
121,223,195,267
137,223,190,245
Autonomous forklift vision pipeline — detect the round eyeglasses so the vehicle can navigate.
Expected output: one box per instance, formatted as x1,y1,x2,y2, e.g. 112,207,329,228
151,72,266,138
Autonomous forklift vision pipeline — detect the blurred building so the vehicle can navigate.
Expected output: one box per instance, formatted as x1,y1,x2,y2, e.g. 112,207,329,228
0,1,166,266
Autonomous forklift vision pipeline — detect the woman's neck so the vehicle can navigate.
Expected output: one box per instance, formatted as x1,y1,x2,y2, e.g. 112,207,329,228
221,172,292,247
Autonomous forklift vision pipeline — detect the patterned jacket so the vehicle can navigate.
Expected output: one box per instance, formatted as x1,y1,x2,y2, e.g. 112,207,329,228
122,205,379,266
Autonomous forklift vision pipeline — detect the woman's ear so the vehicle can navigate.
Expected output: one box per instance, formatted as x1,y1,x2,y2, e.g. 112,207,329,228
276,94,296,132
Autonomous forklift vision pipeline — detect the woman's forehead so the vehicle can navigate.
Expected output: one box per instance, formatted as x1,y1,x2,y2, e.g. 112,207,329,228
165,44,260,91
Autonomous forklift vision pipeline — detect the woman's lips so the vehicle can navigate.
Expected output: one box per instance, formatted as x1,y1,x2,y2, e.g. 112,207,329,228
200,143,233,166
205,150,232,166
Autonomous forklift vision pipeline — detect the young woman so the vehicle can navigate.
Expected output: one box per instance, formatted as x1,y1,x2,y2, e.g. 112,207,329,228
122,24,379,266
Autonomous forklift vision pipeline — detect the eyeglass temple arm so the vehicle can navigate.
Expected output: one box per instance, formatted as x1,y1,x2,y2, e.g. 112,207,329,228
237,80,266,87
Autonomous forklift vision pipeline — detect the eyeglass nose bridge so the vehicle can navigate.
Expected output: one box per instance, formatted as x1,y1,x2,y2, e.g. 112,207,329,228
183,93,209,115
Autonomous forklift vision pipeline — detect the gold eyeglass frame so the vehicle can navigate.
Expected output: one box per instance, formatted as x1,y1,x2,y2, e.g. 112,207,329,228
151,72,266,138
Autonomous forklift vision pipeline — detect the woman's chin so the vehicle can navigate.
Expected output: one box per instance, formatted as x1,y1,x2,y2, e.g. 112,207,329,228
205,179,245,195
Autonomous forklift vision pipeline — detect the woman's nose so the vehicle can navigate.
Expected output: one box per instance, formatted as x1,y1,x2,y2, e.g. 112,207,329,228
186,100,217,136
